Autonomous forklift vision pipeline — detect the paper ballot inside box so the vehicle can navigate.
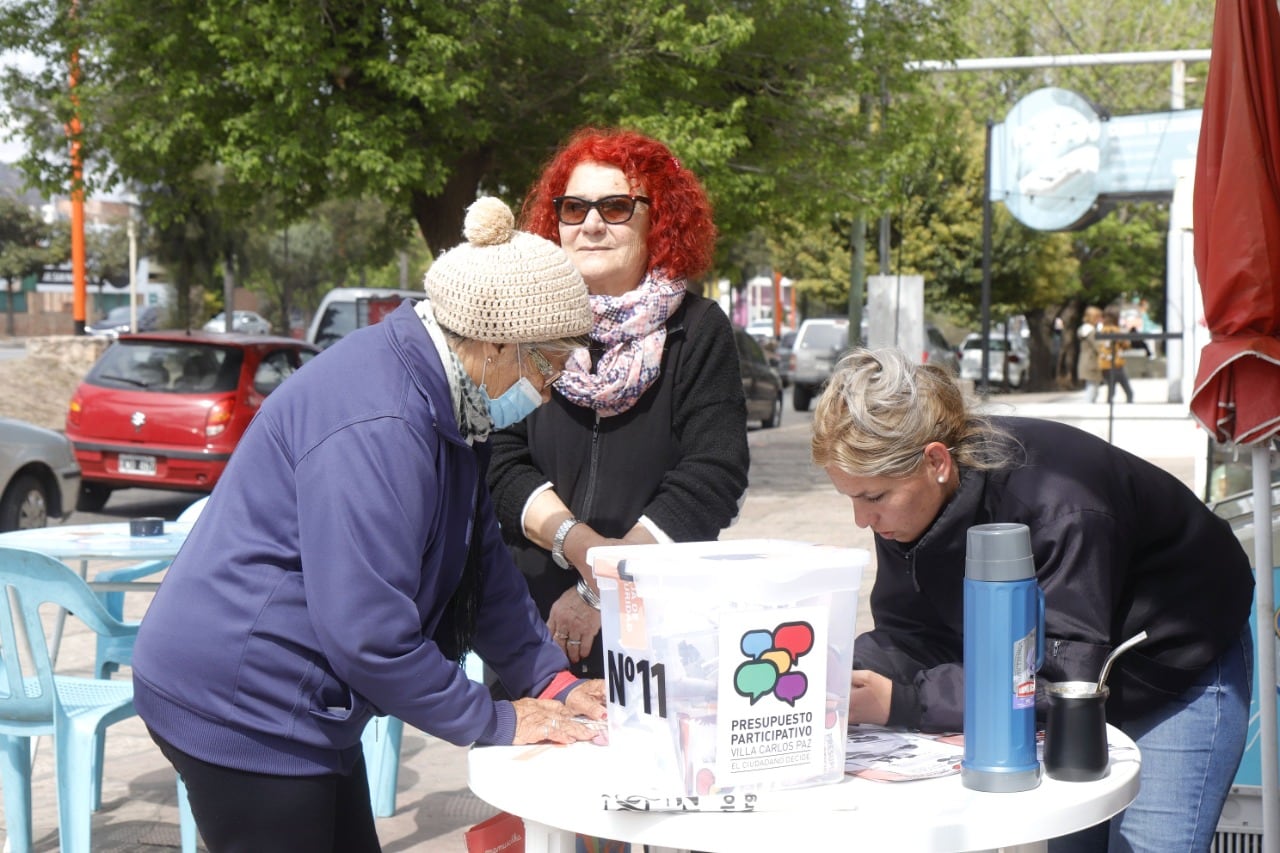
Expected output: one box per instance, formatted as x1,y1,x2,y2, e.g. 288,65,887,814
588,540,867,798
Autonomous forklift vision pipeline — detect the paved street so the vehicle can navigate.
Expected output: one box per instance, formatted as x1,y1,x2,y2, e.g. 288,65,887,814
0,378,1201,851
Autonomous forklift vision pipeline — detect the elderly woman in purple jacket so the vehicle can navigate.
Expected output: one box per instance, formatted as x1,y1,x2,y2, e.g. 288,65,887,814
133,199,606,853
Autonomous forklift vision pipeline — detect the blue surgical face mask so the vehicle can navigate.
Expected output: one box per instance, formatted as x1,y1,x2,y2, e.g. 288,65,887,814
483,376,542,429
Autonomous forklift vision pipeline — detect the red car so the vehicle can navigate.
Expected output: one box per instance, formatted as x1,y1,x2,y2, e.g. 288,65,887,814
65,330,318,511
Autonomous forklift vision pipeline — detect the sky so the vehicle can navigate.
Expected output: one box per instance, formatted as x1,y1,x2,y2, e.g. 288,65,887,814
0,49,41,164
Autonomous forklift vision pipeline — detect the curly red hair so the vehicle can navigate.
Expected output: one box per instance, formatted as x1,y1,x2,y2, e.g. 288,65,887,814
519,127,717,281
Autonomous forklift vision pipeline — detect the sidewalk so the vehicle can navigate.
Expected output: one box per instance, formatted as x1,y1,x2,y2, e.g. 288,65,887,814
0,377,1205,851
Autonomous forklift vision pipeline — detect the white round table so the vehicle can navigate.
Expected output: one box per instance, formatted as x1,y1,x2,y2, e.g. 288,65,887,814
468,726,1140,853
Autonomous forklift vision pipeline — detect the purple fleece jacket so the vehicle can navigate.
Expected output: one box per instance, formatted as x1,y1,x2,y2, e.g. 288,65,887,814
133,301,568,776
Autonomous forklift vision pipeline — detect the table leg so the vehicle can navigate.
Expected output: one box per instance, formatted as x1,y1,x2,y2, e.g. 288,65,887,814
521,819,577,853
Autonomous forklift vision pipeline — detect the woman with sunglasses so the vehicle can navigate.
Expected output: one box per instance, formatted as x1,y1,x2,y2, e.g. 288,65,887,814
487,127,750,680
132,198,607,852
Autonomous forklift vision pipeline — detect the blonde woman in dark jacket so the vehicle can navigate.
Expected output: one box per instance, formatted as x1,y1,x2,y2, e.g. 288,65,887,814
812,347,1253,853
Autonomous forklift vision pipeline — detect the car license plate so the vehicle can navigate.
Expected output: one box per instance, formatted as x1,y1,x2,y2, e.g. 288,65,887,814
118,453,157,476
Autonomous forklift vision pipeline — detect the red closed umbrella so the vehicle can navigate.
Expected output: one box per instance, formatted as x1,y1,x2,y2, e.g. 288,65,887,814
1191,0,1280,848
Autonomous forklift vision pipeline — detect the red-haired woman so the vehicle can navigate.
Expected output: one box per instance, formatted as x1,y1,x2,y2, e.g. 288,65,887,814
487,127,750,680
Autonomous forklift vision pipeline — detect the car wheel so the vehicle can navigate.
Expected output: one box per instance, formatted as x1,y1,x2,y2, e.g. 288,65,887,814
792,384,813,412
763,393,782,429
77,482,113,513
0,474,50,531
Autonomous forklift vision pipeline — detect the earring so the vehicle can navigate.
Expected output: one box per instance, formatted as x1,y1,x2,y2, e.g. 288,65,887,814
937,475,946,484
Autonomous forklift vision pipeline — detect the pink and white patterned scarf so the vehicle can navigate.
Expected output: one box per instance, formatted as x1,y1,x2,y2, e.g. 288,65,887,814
555,271,686,417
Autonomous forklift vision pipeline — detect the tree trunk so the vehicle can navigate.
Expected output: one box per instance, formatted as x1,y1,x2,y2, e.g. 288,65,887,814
409,149,494,255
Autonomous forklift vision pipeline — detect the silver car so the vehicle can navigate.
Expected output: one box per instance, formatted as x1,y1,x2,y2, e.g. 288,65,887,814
960,335,1031,389
203,310,273,335
87,304,163,339
0,417,82,531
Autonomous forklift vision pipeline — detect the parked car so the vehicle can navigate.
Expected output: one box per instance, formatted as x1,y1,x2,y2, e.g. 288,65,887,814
733,328,783,429
306,287,425,349
790,317,850,411
65,331,319,510
0,418,81,531
203,310,272,335
86,304,163,339
959,335,1031,390
924,324,961,375
775,329,797,388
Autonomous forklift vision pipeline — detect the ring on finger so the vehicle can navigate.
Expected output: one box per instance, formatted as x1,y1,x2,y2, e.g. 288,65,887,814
555,632,569,640
567,639,581,646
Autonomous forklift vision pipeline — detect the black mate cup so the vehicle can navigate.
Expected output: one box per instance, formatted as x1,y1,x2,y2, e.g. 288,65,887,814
129,517,165,537
1044,681,1109,782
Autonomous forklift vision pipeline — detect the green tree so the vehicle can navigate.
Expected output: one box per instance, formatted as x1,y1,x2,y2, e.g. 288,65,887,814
240,195,416,332
0,0,962,260
872,0,1214,387
0,194,66,335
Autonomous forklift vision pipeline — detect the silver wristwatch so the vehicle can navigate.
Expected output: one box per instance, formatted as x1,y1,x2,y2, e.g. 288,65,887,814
550,516,581,570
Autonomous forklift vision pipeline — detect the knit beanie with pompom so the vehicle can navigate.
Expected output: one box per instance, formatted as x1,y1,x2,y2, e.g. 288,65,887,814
424,197,591,342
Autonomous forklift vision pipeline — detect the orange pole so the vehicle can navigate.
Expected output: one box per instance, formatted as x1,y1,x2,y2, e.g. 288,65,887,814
68,4,86,334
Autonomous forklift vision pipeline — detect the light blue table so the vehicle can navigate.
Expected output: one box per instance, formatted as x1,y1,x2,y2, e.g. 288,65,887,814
0,521,193,662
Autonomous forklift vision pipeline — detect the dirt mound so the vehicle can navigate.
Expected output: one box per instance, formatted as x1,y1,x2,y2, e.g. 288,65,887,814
0,354,86,432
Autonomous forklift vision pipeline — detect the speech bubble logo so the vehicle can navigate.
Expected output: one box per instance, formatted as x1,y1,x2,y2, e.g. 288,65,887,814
775,671,809,706
740,630,773,659
773,622,814,662
760,648,792,674
734,660,779,703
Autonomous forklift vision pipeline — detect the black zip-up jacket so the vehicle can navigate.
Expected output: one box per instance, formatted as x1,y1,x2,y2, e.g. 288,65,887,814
487,294,750,678
855,416,1254,731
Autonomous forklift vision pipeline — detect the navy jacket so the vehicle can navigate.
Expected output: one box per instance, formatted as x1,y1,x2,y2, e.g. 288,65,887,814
855,416,1254,732
133,302,567,775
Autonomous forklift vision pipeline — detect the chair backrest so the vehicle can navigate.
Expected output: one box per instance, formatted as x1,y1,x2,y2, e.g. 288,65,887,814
0,548,135,723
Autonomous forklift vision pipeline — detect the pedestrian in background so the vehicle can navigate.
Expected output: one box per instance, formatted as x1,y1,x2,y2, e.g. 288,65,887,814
1099,305,1135,403
1077,305,1103,402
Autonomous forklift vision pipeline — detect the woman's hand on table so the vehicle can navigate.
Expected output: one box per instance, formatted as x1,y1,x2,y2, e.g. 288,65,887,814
564,679,607,721
547,586,601,664
511,697,600,745
849,669,893,726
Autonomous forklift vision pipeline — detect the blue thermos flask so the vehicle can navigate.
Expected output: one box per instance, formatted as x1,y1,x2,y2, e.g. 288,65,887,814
961,522,1045,792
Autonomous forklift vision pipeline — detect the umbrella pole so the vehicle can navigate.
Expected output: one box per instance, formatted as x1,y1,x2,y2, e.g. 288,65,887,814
1252,446,1278,853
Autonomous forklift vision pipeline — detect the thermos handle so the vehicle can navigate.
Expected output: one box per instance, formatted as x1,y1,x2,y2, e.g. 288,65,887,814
1035,586,1046,670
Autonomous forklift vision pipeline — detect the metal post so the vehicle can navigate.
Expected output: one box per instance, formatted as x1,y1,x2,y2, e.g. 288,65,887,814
128,217,138,333
979,120,994,397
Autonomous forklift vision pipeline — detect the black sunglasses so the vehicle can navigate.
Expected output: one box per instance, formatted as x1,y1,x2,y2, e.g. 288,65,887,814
552,194,651,226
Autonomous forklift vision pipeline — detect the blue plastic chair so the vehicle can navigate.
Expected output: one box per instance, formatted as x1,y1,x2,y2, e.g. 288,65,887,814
361,651,484,818
0,546,194,853
95,495,209,679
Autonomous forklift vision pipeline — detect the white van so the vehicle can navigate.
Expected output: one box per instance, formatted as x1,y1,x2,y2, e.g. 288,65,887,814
306,287,424,349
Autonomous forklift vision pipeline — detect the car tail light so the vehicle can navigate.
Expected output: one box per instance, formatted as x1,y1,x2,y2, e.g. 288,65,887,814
66,394,83,429
206,398,235,438
1008,353,1023,364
